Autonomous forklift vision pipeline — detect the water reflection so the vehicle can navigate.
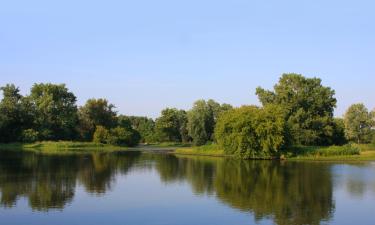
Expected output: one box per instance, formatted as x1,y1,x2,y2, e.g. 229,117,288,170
0,150,374,224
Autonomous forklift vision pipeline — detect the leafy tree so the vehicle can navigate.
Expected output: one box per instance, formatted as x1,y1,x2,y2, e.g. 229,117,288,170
93,126,110,144
344,104,374,144
21,129,39,143
187,99,232,146
331,118,347,145
29,83,78,140
155,108,189,142
78,98,117,140
107,127,140,147
256,74,337,145
0,84,35,142
123,116,156,143
215,105,288,159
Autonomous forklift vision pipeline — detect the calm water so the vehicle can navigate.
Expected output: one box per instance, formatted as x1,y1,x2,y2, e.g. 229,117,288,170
0,150,374,225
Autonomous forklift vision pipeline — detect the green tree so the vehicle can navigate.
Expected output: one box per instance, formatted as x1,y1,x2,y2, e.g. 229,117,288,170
0,84,35,142
29,83,78,140
187,99,232,146
256,74,337,145
107,127,140,147
78,98,117,140
123,116,156,143
215,105,288,159
155,108,188,142
93,126,110,144
344,104,374,144
331,118,347,145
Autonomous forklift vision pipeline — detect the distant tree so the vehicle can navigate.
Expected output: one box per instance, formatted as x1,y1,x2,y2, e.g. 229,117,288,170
78,98,117,140
123,116,156,143
107,127,140,147
256,74,337,145
155,108,188,142
187,99,232,146
28,83,78,140
331,118,347,146
215,105,288,159
344,104,374,144
0,84,35,142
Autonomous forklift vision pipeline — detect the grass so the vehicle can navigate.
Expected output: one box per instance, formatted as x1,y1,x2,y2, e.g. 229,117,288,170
174,143,375,161
287,144,375,161
174,144,227,157
0,141,126,153
146,142,192,148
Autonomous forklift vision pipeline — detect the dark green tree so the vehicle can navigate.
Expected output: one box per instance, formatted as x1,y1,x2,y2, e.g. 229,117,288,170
0,84,35,142
344,103,374,144
124,116,156,143
256,74,337,145
29,83,78,140
78,98,117,140
187,99,232,146
155,108,189,142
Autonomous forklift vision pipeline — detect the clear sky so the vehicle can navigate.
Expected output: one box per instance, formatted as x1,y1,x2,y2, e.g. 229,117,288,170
1,0,374,118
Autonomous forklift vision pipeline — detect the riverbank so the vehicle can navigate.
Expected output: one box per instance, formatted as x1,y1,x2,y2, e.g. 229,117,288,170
0,141,127,153
174,144,375,161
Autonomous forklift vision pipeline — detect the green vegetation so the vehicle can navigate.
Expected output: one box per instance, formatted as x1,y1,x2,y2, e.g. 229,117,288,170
1,74,374,160
0,141,125,152
344,103,374,144
215,105,288,159
187,100,232,146
175,144,225,156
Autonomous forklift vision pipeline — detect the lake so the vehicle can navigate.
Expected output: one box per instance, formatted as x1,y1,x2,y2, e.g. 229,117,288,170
0,150,374,225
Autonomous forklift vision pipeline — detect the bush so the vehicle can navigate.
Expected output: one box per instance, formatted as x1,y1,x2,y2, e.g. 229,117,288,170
21,129,39,143
107,127,140,147
215,105,288,159
93,126,110,144
291,144,360,157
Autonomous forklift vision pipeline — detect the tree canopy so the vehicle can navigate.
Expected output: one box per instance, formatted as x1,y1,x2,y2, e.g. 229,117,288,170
256,73,337,145
187,99,232,146
344,104,374,144
215,105,288,159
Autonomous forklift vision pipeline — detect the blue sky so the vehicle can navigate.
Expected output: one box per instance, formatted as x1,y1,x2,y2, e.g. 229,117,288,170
1,0,374,118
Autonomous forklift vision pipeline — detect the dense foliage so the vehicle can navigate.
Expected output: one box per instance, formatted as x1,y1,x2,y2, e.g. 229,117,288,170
215,105,288,159
187,99,232,146
256,74,337,146
344,104,374,144
0,74,374,154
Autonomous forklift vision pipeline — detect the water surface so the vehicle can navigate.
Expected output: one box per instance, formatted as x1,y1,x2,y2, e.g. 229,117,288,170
0,150,374,225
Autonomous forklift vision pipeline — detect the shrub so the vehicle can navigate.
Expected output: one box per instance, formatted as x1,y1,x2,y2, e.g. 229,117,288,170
93,126,110,144
21,129,39,143
291,144,360,157
215,105,288,159
107,127,140,147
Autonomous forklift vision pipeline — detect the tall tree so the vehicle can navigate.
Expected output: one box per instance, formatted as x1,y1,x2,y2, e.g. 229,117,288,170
118,116,156,143
29,83,78,140
344,103,373,144
78,98,117,140
256,74,337,145
187,99,232,146
155,108,188,142
0,84,34,142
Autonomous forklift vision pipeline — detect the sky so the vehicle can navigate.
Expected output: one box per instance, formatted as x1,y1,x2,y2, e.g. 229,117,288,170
1,0,374,118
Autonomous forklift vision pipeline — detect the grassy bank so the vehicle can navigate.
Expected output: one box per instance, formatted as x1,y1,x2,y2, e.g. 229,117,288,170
0,141,126,152
174,143,375,161
174,144,227,157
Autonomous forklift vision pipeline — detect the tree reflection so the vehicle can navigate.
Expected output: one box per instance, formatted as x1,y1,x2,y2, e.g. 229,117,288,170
0,150,339,225
0,150,141,210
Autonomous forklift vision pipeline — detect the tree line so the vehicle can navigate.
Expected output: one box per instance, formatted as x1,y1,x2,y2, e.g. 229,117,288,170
0,74,374,154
